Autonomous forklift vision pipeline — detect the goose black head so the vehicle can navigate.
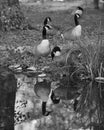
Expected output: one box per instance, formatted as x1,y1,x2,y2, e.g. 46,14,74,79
51,46,61,60
44,17,52,25
77,6,84,11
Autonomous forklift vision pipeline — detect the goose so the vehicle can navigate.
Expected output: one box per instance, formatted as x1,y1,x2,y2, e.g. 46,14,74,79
24,25,51,65
61,14,82,41
34,79,60,116
51,46,61,60
32,25,51,63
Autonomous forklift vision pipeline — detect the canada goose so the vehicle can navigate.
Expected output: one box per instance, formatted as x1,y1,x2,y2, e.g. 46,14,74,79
34,79,60,116
32,25,51,60
51,46,61,60
52,49,71,66
24,25,51,65
61,14,82,41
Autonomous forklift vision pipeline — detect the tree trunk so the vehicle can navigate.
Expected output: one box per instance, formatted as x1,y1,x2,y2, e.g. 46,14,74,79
0,67,17,130
0,0,25,31
94,0,99,9
0,0,36,31
0,0,19,30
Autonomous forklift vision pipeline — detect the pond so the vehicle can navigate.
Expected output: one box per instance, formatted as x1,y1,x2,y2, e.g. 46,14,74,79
13,43,104,130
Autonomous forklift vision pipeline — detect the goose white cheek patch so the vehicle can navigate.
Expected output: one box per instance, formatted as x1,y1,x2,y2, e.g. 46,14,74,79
75,10,82,15
55,51,61,57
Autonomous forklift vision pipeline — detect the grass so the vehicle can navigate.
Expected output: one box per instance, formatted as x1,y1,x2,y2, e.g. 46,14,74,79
0,7,104,67
68,23,104,129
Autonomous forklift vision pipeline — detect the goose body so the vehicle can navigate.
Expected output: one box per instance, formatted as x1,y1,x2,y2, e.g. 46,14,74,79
71,25,82,39
36,39,50,57
52,52,69,66
34,80,51,102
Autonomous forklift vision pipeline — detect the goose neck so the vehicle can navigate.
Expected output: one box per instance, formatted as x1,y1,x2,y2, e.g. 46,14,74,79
74,14,79,26
42,26,47,39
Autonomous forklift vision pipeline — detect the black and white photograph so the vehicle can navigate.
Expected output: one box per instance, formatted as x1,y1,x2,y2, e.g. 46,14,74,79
0,0,104,130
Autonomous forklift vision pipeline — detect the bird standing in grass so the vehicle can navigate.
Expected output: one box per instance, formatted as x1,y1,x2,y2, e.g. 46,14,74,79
61,13,82,41
36,25,51,57
32,25,51,64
